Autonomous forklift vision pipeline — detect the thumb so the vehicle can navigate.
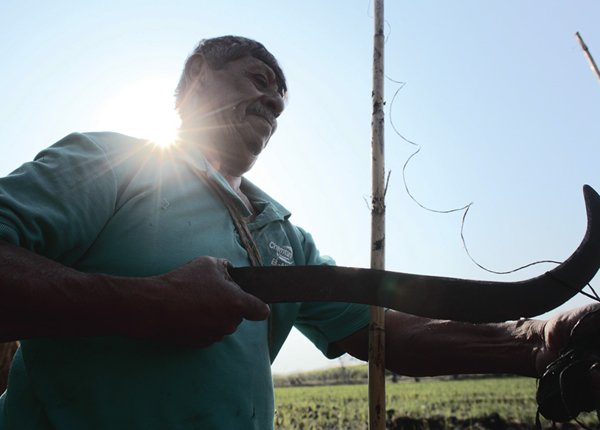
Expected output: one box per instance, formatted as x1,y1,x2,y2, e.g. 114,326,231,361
221,260,270,321
237,288,270,321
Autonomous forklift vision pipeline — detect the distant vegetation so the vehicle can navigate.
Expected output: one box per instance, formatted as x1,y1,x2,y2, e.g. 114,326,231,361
272,364,503,387
273,371,598,429
273,364,371,387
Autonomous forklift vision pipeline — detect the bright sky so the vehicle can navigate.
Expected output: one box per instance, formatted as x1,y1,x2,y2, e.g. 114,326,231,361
1,1,599,374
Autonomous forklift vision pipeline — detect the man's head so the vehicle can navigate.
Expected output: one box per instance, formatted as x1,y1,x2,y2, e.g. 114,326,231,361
175,36,287,176
175,36,287,113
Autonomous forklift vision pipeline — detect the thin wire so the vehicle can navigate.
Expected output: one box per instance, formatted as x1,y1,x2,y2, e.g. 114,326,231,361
389,78,472,217
379,1,597,302
389,79,472,215
578,286,600,303
387,76,599,298
460,206,562,275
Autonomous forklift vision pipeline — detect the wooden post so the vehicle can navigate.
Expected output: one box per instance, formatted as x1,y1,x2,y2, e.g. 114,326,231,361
575,32,600,83
369,0,386,429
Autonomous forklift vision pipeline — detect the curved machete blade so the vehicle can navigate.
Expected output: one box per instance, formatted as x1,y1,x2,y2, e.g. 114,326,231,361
230,185,600,323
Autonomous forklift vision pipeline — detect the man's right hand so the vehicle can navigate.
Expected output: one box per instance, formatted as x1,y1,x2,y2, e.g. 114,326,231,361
140,257,270,347
0,239,269,347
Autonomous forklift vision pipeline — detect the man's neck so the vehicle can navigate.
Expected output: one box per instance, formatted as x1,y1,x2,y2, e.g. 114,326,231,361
178,129,253,216
178,129,245,192
205,155,255,219
204,156,242,193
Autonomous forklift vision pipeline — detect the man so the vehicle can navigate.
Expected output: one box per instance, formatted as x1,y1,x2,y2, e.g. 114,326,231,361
0,35,597,429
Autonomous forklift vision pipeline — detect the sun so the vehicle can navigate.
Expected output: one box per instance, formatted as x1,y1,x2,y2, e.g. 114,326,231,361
93,77,181,147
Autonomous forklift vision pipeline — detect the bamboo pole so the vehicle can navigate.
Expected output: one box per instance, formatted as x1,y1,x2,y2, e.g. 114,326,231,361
368,0,386,429
575,32,600,83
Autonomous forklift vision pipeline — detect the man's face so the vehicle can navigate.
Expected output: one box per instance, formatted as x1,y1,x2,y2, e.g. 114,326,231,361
188,55,285,176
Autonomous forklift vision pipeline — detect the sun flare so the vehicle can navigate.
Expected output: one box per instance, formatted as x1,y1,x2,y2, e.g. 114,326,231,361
93,77,181,147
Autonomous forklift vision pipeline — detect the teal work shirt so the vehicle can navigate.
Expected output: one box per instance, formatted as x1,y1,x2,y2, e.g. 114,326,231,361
0,132,369,429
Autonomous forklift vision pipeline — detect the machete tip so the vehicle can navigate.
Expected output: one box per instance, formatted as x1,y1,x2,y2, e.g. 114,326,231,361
583,184,598,199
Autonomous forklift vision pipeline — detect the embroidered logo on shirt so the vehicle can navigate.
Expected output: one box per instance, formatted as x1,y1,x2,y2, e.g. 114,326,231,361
269,241,293,266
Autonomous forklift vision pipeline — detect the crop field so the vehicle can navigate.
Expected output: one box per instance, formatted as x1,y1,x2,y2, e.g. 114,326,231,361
274,377,598,429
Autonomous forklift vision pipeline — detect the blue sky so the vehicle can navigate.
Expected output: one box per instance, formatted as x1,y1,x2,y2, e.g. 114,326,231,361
1,1,599,373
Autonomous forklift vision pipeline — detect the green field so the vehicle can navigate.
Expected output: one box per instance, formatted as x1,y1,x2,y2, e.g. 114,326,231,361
274,376,597,429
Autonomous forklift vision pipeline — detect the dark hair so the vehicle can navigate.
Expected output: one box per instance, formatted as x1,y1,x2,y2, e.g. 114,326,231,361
175,35,287,113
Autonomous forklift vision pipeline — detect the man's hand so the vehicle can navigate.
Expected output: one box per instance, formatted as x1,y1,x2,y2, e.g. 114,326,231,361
143,257,270,347
534,303,600,421
535,303,600,375
0,239,269,347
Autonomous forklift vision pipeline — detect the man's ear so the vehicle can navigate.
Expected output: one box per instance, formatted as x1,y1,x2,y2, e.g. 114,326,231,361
178,56,208,118
185,55,207,90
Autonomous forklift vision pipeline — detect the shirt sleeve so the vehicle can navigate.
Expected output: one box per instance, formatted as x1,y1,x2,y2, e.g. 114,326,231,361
292,227,370,358
0,133,118,265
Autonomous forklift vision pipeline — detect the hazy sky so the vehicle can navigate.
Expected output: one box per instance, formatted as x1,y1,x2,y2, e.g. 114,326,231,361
1,1,599,374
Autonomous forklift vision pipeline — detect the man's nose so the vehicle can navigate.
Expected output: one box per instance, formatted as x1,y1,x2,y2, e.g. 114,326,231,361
261,92,285,118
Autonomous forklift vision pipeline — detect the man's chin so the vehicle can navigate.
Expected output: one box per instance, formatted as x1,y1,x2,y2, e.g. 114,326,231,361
220,148,259,176
245,138,267,156
230,158,258,176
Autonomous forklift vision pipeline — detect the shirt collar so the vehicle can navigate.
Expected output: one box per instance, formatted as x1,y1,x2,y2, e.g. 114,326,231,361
174,140,292,223
241,177,291,223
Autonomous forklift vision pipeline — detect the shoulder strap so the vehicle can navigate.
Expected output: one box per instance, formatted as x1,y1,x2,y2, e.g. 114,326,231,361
198,172,278,357
199,173,263,267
